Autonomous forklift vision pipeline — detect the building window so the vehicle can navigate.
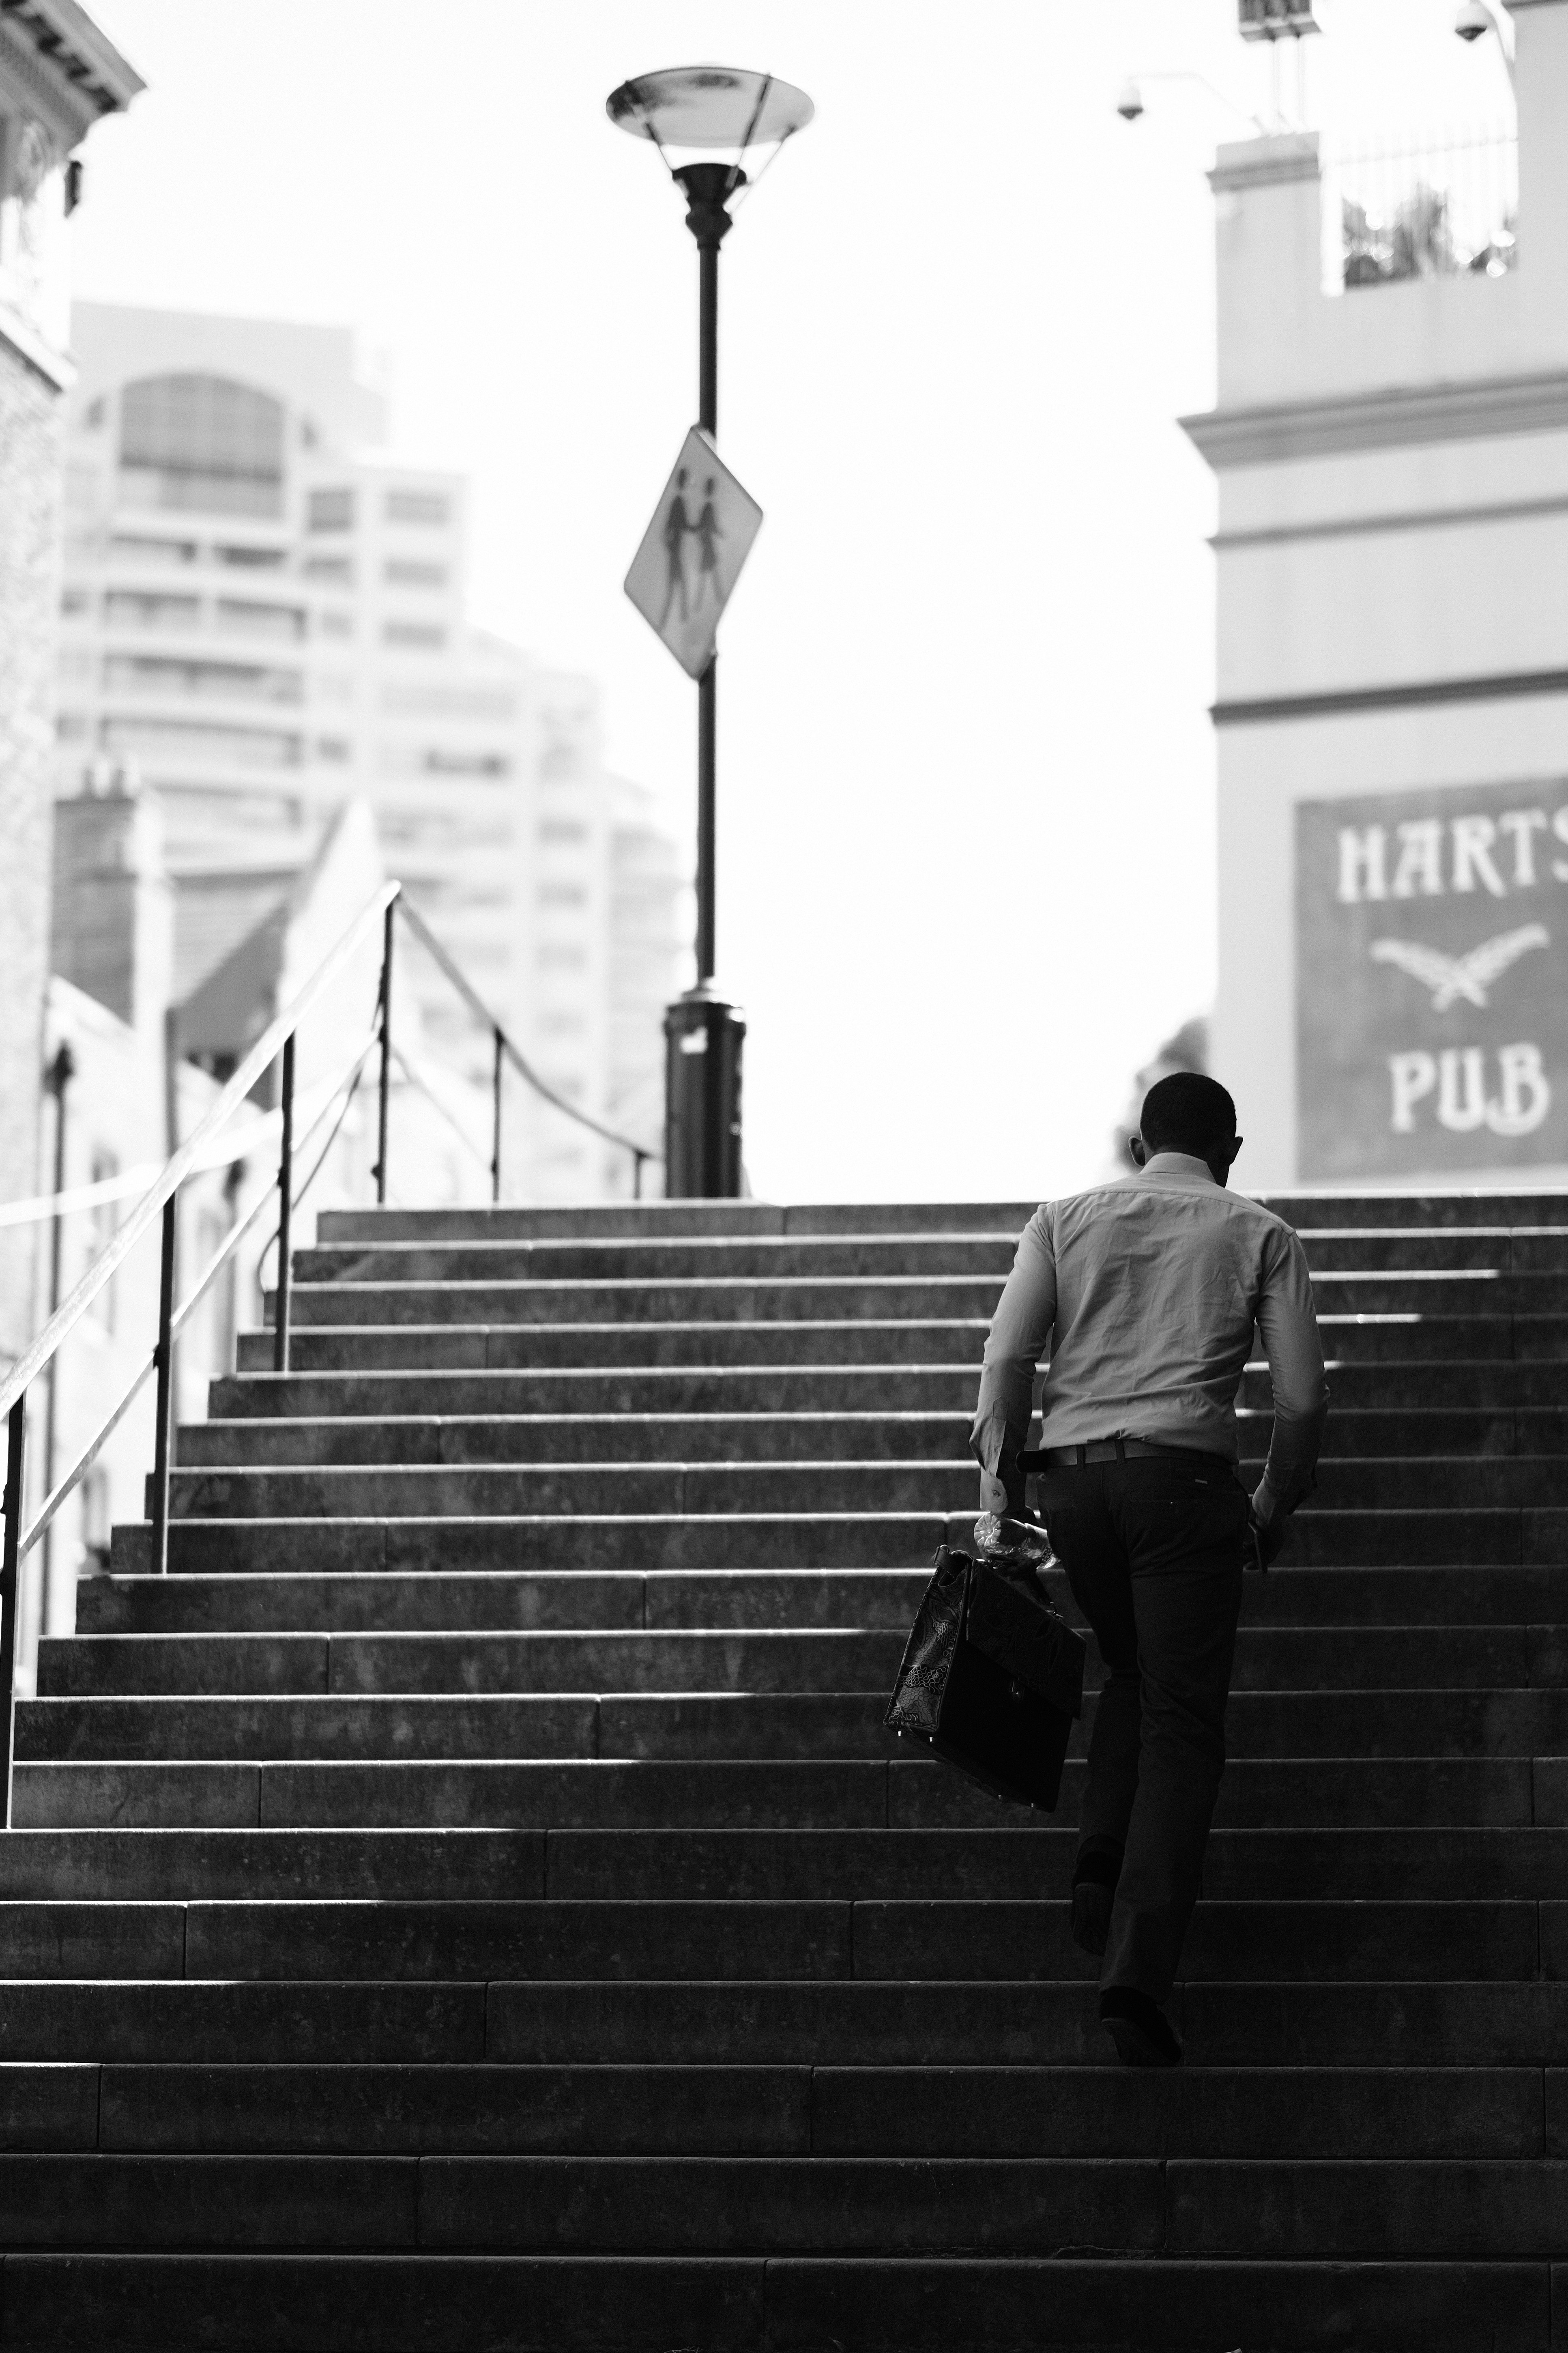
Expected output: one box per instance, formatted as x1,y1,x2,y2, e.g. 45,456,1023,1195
213,545,287,569
100,717,303,768
104,591,200,631
316,738,351,762
215,600,306,642
317,610,352,639
382,621,447,651
539,944,586,969
541,818,588,844
103,656,303,705
61,589,90,617
303,556,353,584
385,489,449,527
384,559,448,587
423,750,509,777
109,535,198,566
118,374,286,518
308,487,355,533
540,884,587,907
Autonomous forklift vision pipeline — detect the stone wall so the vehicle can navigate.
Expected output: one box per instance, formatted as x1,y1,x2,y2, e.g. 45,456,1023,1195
0,332,64,1365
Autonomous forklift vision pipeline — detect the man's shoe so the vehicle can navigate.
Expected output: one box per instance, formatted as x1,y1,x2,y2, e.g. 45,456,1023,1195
1071,1879,1113,1958
1099,1986,1183,2068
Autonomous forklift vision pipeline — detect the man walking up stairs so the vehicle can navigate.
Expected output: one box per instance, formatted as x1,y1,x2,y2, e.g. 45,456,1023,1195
0,1194,1564,2348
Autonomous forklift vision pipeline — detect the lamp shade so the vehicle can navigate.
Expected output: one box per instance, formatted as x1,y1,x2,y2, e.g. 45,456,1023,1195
606,66,814,151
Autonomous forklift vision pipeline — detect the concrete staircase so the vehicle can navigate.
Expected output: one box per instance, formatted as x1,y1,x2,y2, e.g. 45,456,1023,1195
4,1192,1568,2349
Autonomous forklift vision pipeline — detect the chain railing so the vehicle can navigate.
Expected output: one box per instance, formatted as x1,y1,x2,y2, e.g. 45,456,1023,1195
0,877,661,1825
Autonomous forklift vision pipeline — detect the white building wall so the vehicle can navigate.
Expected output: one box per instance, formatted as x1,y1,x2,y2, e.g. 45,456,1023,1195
1192,0,1568,1190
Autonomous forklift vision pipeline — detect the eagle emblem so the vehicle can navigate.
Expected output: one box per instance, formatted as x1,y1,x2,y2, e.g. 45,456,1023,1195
1370,924,1549,1011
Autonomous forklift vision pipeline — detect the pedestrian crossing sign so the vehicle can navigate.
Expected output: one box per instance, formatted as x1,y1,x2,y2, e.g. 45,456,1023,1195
624,426,763,680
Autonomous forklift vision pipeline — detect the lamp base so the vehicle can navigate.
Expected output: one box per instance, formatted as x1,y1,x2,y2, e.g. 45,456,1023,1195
664,985,745,1198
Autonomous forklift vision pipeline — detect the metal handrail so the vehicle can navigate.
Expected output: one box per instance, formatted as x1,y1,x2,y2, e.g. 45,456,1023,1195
0,867,664,1829
0,880,397,1426
391,893,657,1197
19,1024,378,1568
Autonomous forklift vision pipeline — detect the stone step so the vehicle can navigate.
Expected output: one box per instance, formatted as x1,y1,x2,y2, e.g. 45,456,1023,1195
208,1368,985,1420
43,1622,1567,1701
5,2148,1567,2257
26,1684,1568,1763
204,1362,1568,1423
173,1405,1568,1471
238,1321,996,1372
30,2060,1531,2159
230,1309,1568,1374
318,1202,1042,1241
104,1502,1568,1577
1264,1190,1568,1227
154,1456,1568,1524
0,2251,1540,2353
116,1511,971,1576
76,1563,1568,1638
175,1411,977,1470
1,1977,1561,2069
0,1824,1559,1905
263,1271,1568,1329
0,1893,1544,1983
12,1754,1540,1833
491,1976,1568,2068
295,1238,1023,1286
292,1229,1568,1286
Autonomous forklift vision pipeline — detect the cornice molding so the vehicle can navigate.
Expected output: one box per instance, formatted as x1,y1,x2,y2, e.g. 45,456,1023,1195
1184,372,1568,469
1210,132,1320,193
0,0,142,148
1212,667,1568,727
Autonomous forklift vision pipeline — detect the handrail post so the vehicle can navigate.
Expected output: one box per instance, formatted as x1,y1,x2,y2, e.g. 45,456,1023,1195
374,899,395,1206
149,1194,177,1576
274,1033,296,1376
633,1149,646,1202
491,1027,504,1205
1,1396,26,1828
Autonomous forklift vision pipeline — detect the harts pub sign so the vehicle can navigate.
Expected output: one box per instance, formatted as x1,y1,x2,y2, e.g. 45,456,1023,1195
1297,781,1568,1179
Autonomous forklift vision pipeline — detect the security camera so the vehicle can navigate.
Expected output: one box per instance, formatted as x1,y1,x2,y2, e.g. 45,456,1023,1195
1115,76,1145,121
1454,0,1491,39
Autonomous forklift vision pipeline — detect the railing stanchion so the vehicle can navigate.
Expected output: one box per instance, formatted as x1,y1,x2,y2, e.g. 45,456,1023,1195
633,1149,646,1202
149,1194,177,1577
374,899,395,1206
491,1027,504,1204
1,1396,26,1829
274,1034,296,1377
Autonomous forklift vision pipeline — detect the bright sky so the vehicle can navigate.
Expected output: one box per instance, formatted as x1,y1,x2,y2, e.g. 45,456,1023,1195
71,0,1513,1204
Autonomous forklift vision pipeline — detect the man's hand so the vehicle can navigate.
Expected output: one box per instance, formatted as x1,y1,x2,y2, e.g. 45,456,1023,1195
1246,1492,1286,1570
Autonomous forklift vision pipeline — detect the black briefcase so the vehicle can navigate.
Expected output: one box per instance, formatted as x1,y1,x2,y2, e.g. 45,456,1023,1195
884,1546,1087,1810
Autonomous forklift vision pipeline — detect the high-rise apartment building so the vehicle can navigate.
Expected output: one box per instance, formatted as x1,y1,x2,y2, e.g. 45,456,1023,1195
55,302,680,1199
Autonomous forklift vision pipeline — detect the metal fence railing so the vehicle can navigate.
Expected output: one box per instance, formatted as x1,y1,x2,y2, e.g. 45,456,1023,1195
1333,127,1517,289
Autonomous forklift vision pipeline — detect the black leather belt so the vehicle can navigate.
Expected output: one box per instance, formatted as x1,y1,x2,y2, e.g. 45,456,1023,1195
1020,1438,1231,1472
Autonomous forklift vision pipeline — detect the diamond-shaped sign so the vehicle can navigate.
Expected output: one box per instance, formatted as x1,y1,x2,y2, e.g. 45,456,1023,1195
625,426,763,681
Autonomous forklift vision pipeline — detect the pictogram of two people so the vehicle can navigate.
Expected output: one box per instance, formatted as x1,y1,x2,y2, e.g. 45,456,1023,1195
659,467,724,627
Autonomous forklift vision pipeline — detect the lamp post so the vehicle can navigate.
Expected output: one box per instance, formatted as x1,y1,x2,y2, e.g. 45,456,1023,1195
606,66,813,1196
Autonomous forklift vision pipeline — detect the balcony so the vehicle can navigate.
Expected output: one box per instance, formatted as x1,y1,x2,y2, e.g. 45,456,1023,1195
1334,127,1516,291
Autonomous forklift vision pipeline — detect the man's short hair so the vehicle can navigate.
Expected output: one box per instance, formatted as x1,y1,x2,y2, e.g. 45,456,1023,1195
1140,1071,1236,1159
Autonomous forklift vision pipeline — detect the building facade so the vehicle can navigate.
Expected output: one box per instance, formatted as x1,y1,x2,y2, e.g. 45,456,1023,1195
0,6,140,1364
1191,0,1568,1190
56,303,679,1201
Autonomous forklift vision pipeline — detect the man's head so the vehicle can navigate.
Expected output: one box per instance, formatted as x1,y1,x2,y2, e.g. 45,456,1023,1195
1131,1071,1242,1187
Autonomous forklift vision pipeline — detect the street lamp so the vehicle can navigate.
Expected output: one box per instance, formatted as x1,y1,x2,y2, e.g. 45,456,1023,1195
606,65,813,1198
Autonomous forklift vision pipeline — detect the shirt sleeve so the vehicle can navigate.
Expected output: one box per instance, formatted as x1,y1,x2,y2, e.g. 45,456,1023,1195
1252,1225,1330,1523
970,1209,1057,1515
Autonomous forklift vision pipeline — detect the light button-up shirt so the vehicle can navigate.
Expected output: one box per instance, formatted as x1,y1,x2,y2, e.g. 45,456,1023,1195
971,1153,1328,1520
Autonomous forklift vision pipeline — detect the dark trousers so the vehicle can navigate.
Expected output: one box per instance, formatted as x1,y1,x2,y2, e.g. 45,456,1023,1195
1036,1455,1246,2005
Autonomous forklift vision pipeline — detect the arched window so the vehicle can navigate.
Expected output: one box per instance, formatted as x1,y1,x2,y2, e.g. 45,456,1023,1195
118,374,286,518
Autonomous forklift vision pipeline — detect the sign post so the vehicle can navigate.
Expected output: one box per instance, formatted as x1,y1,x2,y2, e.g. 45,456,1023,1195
607,67,812,1196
